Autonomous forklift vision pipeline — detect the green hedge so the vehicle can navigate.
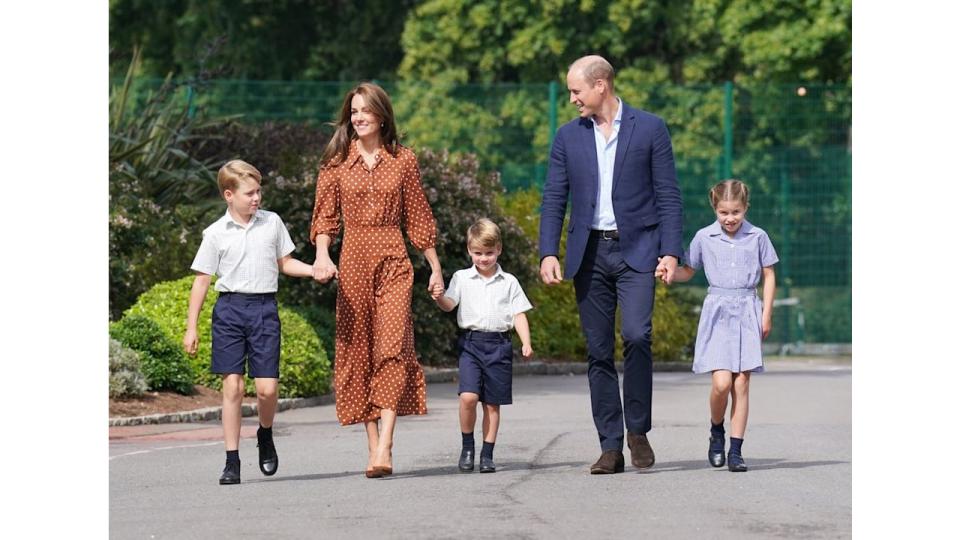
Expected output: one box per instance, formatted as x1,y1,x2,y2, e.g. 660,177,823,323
109,315,195,394
123,275,332,398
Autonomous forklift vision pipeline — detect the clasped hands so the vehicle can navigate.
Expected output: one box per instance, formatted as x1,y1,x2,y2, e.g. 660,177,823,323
311,258,338,283
654,255,678,284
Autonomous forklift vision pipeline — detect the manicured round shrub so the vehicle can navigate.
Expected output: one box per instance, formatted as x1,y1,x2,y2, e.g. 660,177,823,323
109,315,195,394
109,338,148,399
125,275,331,398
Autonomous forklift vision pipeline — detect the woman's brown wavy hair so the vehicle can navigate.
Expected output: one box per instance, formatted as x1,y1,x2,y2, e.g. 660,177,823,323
320,82,400,167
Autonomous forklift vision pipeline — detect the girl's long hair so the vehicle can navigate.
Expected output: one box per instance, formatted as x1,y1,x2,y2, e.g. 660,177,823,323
320,82,400,167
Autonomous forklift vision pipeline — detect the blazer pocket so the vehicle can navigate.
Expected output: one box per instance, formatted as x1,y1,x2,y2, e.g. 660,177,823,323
641,213,660,227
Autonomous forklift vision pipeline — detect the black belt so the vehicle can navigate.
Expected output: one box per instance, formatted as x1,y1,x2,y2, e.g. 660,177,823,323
462,330,510,341
590,229,619,240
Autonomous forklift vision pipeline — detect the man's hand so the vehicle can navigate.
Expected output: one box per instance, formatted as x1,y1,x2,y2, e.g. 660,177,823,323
655,255,678,285
539,256,563,285
312,258,338,283
521,344,534,359
183,328,198,356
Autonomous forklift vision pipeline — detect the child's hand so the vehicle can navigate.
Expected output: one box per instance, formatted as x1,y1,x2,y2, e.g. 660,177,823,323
183,329,198,356
430,285,444,300
762,312,773,339
521,344,533,359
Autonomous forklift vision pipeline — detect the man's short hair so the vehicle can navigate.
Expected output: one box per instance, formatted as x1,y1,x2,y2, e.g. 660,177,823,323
467,218,501,249
217,159,262,194
570,55,615,90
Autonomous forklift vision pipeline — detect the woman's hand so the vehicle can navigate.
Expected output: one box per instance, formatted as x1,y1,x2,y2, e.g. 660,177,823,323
761,311,773,339
312,257,339,283
428,269,444,298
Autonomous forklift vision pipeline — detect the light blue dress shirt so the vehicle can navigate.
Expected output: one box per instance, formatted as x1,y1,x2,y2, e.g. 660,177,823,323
591,98,623,230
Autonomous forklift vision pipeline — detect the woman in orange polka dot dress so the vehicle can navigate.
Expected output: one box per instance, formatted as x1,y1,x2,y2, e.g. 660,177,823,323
310,82,445,478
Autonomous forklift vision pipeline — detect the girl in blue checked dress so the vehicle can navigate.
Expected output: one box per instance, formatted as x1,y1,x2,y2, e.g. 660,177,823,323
661,180,778,472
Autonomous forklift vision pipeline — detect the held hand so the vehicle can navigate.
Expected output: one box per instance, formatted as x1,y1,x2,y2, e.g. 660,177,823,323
656,255,678,285
428,270,444,297
183,329,198,356
521,344,533,359
539,256,563,285
654,257,666,282
762,312,773,340
312,259,338,283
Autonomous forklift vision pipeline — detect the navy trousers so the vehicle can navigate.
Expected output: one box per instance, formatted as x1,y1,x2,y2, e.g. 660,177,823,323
573,235,656,452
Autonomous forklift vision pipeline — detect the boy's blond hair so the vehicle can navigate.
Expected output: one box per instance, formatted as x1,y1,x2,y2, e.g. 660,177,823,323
217,159,262,195
467,218,501,249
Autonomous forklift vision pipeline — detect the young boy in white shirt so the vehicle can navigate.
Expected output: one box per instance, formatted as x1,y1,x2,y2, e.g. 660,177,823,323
432,218,533,473
183,159,315,485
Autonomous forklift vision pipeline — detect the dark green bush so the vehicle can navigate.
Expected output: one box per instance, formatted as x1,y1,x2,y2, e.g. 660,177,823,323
109,338,148,399
109,315,195,394
124,276,331,398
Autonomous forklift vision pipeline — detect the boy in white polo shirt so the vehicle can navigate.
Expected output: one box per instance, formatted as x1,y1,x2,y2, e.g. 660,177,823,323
183,159,315,485
432,218,533,473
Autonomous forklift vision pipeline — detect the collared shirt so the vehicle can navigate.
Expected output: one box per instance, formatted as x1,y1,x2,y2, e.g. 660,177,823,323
685,220,779,290
191,209,296,293
591,97,623,230
442,264,533,332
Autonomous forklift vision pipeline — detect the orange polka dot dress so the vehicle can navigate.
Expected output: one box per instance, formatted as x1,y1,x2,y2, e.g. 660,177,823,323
310,140,436,426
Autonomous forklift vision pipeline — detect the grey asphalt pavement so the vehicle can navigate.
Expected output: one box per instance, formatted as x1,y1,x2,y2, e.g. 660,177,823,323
109,357,851,539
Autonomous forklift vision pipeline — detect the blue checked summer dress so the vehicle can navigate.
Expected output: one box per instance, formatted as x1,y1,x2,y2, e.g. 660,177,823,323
685,220,779,374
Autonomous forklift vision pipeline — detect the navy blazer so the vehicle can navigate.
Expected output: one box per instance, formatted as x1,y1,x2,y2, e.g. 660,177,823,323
539,102,683,279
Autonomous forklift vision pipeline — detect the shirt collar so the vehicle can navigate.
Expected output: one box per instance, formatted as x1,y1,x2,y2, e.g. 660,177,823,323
707,219,756,240
592,97,623,128
223,209,263,229
346,139,392,170
466,264,504,281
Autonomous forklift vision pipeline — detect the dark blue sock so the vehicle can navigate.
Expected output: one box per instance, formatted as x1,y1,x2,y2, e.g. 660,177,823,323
462,432,475,449
226,450,240,464
481,441,495,459
729,437,744,456
710,421,725,437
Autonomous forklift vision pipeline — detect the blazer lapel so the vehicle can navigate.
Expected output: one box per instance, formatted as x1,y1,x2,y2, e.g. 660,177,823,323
577,117,599,193
612,106,635,193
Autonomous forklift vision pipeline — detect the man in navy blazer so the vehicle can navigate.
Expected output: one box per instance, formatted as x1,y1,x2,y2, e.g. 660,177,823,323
539,55,683,474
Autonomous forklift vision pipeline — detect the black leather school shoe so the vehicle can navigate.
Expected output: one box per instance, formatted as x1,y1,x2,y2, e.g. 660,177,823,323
479,455,496,473
458,447,475,472
727,452,748,472
708,434,726,468
257,428,279,476
219,460,241,485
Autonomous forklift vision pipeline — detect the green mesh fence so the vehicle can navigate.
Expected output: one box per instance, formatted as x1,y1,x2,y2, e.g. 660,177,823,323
116,78,851,343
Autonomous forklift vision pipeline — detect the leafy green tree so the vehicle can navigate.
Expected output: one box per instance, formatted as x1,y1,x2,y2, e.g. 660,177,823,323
110,0,417,80
400,0,850,85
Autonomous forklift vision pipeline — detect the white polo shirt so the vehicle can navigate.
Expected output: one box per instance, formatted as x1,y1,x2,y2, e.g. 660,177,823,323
191,209,296,293
442,264,533,332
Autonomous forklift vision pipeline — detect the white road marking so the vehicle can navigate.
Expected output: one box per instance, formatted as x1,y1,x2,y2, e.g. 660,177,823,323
110,441,221,460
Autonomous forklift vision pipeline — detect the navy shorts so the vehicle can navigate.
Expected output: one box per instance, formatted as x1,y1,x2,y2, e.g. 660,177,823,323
211,292,281,378
457,331,513,405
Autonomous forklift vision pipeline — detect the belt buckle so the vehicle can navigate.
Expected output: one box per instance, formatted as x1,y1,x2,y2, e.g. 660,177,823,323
602,230,617,240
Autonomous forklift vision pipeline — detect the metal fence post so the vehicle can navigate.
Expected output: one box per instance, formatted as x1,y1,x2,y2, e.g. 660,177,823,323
548,81,558,146
186,84,196,118
779,153,792,343
723,81,733,178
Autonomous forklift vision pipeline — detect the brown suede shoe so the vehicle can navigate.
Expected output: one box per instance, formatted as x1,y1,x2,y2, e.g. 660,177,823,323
589,449,625,474
627,432,656,469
